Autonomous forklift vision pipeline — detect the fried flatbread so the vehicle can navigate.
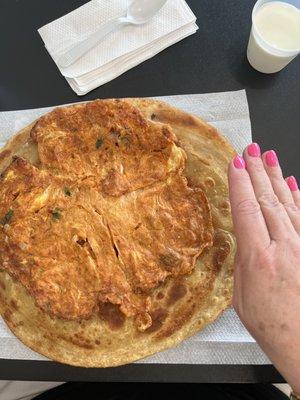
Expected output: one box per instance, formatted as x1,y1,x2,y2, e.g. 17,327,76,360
0,99,236,367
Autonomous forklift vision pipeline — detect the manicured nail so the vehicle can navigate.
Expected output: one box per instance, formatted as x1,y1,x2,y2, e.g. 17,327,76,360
265,150,278,167
233,155,246,169
247,143,261,157
286,176,298,192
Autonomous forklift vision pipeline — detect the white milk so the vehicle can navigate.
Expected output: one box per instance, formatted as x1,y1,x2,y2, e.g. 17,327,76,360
247,1,300,73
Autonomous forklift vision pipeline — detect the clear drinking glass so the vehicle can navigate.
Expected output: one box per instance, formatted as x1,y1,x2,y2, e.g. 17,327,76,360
247,0,300,73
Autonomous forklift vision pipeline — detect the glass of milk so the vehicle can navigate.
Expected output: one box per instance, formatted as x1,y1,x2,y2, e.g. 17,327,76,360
247,0,300,73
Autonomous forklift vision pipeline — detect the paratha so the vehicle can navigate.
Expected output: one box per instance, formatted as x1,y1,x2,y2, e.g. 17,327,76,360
0,99,236,367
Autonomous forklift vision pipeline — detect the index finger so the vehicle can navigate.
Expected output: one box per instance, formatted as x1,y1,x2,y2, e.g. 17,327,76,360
228,155,270,249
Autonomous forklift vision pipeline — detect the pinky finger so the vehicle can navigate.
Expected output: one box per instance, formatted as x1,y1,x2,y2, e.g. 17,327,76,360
286,176,300,208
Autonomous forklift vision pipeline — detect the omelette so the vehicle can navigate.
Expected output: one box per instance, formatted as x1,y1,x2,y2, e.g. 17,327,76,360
0,99,236,367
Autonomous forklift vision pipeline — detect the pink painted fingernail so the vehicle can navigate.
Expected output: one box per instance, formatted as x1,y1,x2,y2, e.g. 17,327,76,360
247,143,261,157
233,155,246,169
265,150,278,167
286,176,298,192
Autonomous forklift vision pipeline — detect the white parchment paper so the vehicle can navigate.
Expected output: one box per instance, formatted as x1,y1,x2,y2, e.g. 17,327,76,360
0,90,270,364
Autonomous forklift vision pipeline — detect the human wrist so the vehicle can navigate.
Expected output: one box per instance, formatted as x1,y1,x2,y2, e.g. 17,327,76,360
289,373,300,398
290,390,300,400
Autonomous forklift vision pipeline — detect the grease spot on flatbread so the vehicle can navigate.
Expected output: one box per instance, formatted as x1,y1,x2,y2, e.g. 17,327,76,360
99,303,125,330
167,282,187,306
10,299,18,310
212,232,231,273
146,308,168,334
0,150,11,161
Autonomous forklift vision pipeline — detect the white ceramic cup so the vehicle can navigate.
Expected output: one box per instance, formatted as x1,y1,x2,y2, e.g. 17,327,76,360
247,0,300,73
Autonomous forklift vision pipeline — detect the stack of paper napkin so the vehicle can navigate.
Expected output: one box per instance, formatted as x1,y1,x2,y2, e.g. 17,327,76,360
38,0,198,95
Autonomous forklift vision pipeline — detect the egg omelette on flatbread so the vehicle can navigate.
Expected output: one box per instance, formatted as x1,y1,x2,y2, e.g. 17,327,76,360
0,99,236,367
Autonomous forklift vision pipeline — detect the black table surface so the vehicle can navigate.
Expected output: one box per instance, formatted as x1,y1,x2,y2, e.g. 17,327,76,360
0,0,298,383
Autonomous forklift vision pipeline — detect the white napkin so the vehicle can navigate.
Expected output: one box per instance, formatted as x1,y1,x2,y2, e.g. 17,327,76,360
38,0,198,95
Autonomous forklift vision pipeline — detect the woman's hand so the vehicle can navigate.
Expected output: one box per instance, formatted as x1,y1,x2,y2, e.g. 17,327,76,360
228,143,300,394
